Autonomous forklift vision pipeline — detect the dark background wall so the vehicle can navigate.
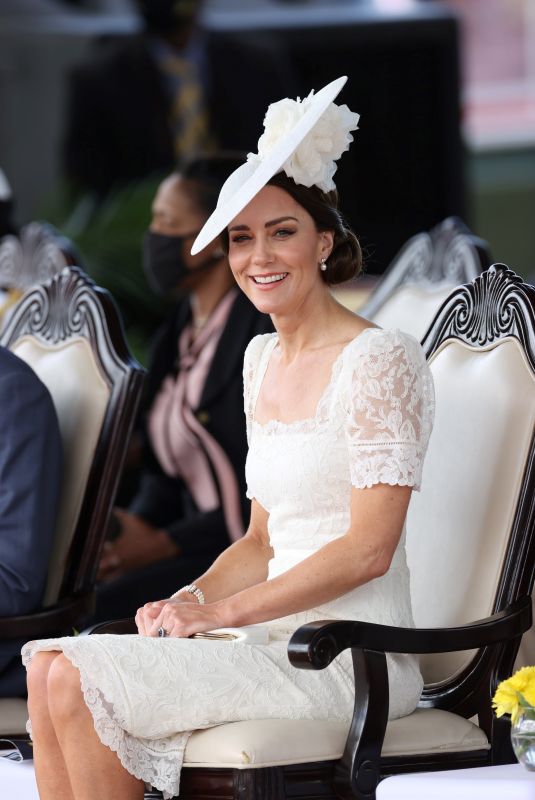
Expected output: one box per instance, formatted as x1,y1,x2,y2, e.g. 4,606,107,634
233,3,464,273
0,0,464,277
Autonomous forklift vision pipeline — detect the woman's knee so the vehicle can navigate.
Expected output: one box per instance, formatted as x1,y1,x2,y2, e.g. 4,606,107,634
27,651,62,723
47,653,86,726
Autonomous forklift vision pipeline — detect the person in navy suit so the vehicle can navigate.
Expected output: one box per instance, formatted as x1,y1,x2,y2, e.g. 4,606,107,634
0,346,62,697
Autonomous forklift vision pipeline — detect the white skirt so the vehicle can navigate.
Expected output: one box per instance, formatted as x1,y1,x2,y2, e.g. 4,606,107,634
22,627,421,798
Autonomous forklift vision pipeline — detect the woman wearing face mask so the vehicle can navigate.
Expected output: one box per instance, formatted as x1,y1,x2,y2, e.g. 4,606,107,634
96,153,273,621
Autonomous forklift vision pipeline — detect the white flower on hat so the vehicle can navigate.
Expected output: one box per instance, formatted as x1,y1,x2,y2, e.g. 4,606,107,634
249,91,360,193
191,77,354,256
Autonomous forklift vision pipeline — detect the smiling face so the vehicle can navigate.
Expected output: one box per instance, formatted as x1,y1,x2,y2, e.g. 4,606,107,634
227,185,333,317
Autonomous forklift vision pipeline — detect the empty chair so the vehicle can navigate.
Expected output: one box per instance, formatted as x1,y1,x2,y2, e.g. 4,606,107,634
0,221,78,324
358,217,490,340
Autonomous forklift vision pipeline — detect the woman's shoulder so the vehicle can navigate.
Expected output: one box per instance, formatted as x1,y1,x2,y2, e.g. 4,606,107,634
341,325,426,367
244,332,278,369
243,333,278,410
337,326,434,428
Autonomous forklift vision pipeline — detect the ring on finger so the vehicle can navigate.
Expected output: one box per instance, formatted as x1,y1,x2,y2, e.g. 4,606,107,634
158,626,168,638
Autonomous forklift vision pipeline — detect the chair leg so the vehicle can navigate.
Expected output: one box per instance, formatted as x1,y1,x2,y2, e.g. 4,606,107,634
144,766,287,800
490,714,517,765
234,766,286,799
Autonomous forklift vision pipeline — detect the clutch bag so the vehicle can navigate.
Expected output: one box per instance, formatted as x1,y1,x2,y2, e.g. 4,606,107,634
191,624,269,644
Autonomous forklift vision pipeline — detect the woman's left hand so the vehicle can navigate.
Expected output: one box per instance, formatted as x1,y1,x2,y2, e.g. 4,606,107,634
135,598,225,638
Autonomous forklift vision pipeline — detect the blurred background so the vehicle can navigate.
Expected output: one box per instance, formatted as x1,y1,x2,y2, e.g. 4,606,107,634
1,0,534,361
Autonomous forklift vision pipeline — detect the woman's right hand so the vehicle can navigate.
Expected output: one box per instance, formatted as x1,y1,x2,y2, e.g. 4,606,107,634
135,594,192,636
135,600,167,636
135,597,227,638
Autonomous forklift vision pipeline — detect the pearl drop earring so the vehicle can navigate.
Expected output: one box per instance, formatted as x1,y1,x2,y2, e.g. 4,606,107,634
320,258,328,272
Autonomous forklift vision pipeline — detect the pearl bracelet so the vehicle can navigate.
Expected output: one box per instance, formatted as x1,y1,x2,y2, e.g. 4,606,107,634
171,583,205,604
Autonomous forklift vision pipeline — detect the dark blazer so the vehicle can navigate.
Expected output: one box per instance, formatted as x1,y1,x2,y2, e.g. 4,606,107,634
0,347,62,694
129,291,273,558
63,30,294,197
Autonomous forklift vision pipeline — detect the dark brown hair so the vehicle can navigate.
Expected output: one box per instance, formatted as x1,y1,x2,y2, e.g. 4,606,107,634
221,171,362,285
178,152,246,217
267,172,362,285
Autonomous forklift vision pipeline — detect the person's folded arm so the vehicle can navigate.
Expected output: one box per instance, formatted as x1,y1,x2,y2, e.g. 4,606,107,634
165,507,229,560
128,471,185,529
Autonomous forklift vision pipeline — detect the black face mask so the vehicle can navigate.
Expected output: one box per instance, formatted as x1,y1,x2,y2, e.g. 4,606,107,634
143,231,220,295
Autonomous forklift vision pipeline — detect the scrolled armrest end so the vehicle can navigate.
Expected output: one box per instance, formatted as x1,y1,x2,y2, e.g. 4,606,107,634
288,620,353,669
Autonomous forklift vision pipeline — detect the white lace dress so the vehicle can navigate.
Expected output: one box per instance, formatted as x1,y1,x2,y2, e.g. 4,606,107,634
22,327,434,800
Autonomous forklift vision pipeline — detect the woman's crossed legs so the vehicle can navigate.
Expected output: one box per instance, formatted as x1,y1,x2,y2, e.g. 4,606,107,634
26,651,144,800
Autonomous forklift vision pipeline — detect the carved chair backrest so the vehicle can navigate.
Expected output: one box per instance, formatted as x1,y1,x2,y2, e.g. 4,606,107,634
406,266,535,692
0,267,145,606
359,217,490,340
0,221,77,292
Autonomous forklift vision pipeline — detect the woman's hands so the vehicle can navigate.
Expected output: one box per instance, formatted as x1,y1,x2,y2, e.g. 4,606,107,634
135,597,226,638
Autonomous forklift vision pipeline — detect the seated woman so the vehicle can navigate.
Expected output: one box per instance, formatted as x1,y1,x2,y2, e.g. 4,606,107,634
24,76,435,800
96,153,273,620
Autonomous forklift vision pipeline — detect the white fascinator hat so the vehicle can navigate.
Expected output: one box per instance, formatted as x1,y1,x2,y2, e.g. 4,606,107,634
191,75,359,255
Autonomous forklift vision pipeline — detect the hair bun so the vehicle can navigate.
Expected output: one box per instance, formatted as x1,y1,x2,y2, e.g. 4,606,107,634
325,225,362,286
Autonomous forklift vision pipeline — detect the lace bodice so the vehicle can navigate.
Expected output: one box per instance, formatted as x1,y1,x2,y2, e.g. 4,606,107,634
243,327,435,628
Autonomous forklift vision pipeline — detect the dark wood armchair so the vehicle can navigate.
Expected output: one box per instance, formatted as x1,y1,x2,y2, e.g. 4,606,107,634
358,217,491,340
87,265,535,799
0,266,145,740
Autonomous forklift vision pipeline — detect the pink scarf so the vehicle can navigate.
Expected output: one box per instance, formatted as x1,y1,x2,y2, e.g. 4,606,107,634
148,289,244,542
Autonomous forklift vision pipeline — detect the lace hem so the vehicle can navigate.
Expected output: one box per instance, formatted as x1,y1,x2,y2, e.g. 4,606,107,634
23,640,189,799
351,474,421,490
349,443,423,490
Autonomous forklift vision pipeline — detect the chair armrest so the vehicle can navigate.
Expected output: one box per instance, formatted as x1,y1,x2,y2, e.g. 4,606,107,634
81,618,137,635
288,596,532,669
287,598,531,800
0,592,95,640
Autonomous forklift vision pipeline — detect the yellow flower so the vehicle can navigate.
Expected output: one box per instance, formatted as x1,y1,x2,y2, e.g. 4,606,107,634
493,667,535,723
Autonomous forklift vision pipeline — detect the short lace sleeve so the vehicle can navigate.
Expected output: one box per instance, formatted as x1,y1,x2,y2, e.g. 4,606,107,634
342,329,435,491
243,333,277,445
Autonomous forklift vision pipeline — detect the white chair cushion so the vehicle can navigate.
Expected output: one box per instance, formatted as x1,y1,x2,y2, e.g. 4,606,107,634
371,285,453,341
0,701,488,767
407,337,535,683
12,336,110,605
0,698,28,736
183,709,489,769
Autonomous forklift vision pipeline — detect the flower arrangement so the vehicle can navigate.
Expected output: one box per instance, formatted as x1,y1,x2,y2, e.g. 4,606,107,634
493,666,535,723
248,91,360,193
493,666,535,770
